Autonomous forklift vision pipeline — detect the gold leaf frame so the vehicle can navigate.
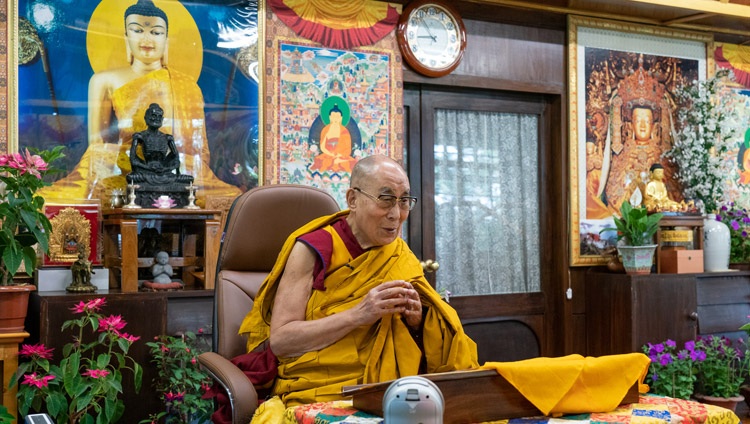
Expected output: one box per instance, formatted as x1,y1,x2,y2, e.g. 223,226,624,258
568,16,713,266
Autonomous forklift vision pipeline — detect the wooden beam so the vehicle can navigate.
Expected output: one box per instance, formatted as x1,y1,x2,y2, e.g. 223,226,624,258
628,0,750,17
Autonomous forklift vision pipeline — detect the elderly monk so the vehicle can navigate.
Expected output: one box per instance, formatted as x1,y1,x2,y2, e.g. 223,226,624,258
239,155,478,422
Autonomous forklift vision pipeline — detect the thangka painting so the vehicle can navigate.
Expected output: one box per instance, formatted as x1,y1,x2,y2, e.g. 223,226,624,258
15,0,261,205
263,11,403,208
569,17,710,266
714,42,750,209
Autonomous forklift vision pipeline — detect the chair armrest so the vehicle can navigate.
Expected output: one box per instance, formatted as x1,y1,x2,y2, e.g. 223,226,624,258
198,351,259,424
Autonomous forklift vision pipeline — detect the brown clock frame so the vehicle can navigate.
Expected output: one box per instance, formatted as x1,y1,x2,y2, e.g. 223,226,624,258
396,0,467,78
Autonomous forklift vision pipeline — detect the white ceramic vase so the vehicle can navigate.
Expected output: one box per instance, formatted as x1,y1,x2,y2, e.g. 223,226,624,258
703,213,730,272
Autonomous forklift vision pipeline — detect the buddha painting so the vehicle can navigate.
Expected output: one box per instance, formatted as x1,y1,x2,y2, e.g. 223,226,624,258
584,52,690,219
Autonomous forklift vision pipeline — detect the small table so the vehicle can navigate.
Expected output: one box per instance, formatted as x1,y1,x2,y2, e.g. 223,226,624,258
0,331,29,423
102,209,221,292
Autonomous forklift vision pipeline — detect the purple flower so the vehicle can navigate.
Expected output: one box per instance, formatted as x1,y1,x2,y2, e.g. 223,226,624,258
666,339,677,348
691,350,706,361
685,340,696,351
731,220,740,231
658,354,673,366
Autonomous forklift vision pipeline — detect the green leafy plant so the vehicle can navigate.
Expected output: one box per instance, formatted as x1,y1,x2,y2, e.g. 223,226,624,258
0,146,64,285
601,200,663,246
11,297,143,423
0,404,14,424
716,203,750,263
693,335,747,398
642,339,702,399
140,330,213,424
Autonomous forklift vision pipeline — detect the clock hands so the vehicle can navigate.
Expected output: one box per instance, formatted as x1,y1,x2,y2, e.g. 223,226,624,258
417,16,437,44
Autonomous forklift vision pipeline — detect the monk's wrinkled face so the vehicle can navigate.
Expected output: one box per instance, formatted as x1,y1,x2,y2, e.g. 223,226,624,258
348,161,411,249
125,14,167,65
633,108,653,141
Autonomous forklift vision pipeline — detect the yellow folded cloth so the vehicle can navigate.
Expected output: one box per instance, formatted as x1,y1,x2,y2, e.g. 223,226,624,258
480,353,650,416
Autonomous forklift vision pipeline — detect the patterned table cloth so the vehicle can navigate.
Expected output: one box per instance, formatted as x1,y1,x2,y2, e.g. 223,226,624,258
284,394,741,424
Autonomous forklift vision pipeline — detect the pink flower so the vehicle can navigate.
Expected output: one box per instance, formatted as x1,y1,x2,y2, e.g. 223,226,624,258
82,369,110,379
115,331,140,343
98,315,127,332
191,357,197,364
22,149,47,178
165,392,185,402
160,345,170,353
18,344,54,360
197,328,204,334
70,298,106,314
21,373,55,389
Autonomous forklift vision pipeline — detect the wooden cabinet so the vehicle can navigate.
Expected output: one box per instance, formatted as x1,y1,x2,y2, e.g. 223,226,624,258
586,269,750,356
24,290,213,423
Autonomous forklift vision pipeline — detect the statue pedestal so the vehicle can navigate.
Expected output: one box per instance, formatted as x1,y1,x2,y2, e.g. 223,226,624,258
131,181,192,208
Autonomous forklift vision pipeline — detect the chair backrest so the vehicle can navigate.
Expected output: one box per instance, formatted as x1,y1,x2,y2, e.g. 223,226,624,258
213,184,340,358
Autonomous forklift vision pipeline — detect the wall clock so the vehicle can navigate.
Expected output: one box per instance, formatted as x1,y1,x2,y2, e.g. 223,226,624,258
397,0,467,77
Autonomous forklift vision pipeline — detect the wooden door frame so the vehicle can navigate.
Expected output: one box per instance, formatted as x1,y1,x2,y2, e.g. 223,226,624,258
403,85,566,357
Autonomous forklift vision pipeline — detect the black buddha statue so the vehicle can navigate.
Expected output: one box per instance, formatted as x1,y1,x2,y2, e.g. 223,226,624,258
126,103,193,207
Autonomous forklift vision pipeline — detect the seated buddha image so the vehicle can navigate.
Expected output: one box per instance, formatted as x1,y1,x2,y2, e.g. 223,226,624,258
36,0,241,205
643,163,693,213
308,96,361,176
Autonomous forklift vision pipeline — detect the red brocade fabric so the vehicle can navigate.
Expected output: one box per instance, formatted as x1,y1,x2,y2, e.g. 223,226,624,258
268,0,399,49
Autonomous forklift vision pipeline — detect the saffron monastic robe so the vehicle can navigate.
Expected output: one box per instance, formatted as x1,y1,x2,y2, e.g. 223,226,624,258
239,210,478,412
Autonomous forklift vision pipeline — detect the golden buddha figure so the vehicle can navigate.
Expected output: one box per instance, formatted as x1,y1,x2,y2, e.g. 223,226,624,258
644,163,692,212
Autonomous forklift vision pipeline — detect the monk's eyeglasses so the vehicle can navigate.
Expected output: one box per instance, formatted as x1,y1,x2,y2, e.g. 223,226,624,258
352,188,418,211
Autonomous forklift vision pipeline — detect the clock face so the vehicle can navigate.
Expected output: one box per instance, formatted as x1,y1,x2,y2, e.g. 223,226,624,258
397,1,466,77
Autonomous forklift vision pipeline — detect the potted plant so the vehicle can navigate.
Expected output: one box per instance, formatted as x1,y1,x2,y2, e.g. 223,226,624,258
691,335,747,411
141,329,214,424
642,338,701,400
10,297,143,423
601,200,663,274
0,146,64,333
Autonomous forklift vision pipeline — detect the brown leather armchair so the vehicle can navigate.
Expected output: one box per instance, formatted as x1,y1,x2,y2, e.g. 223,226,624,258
198,184,340,424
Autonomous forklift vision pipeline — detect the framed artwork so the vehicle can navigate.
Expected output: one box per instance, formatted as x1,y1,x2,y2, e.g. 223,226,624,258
263,10,403,208
568,16,712,266
714,42,750,210
10,0,262,204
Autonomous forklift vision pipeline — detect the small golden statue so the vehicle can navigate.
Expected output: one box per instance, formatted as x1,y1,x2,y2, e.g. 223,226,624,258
643,163,694,213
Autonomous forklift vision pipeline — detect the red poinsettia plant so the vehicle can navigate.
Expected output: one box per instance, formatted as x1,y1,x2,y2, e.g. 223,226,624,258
10,298,143,424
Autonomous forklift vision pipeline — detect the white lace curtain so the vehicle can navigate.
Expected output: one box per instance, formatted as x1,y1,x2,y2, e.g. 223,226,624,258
433,108,541,295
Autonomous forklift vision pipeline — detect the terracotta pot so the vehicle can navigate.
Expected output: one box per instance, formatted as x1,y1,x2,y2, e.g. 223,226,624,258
693,393,744,412
0,284,36,333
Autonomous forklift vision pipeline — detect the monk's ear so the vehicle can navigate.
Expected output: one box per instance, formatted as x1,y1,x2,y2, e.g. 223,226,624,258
346,188,357,210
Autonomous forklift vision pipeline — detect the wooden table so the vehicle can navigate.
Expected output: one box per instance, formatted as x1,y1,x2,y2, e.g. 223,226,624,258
102,209,221,292
0,331,29,423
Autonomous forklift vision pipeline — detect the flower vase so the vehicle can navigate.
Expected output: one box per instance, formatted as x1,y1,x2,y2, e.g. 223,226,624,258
704,214,730,272
617,245,657,275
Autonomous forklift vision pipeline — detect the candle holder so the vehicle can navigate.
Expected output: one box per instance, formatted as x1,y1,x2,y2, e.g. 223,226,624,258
123,183,142,209
184,182,200,210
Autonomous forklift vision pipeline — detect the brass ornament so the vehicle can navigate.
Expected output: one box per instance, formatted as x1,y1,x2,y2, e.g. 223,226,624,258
49,208,92,264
